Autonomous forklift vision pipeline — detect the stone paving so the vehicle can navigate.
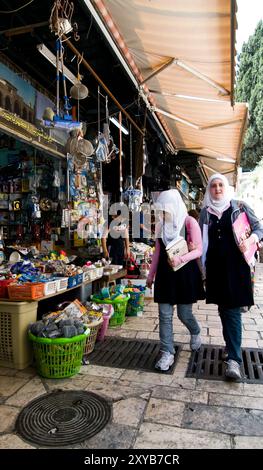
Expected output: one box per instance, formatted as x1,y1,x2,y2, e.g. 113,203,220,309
1,265,263,449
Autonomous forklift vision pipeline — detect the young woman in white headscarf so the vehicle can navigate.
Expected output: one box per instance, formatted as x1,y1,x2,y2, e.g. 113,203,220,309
200,173,263,381
146,189,205,371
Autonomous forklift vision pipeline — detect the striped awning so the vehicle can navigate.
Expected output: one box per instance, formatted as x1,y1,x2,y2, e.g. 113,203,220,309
88,0,248,185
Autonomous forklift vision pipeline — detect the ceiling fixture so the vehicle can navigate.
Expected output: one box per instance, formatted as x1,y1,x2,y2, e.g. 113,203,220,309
37,43,76,84
109,116,129,135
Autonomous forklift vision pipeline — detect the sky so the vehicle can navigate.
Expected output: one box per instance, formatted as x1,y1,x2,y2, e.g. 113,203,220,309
236,0,263,52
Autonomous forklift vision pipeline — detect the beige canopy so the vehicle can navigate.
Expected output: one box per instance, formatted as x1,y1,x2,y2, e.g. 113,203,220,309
89,0,248,184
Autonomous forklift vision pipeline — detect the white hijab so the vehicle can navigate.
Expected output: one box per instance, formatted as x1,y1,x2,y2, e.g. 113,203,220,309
155,189,187,246
202,173,232,217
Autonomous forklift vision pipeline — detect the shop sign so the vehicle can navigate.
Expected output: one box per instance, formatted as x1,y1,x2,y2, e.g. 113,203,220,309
0,108,54,143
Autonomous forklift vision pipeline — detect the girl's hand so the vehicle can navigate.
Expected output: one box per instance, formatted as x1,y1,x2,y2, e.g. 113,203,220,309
239,236,254,253
188,241,196,251
169,255,181,268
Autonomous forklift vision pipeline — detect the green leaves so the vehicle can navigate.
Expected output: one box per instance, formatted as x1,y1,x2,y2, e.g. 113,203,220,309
235,20,263,169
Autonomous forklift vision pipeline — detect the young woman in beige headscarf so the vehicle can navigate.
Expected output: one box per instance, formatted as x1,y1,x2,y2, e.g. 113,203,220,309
146,189,205,371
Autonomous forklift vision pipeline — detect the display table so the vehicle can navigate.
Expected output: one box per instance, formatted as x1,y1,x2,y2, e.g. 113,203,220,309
0,275,102,370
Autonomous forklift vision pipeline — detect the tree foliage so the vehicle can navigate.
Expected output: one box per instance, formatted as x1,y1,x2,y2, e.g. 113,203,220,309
235,20,263,169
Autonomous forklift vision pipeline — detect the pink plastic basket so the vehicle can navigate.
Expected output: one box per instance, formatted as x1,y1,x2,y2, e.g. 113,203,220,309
96,314,111,342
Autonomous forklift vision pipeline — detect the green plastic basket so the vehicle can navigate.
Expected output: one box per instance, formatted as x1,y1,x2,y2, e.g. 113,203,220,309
124,288,145,317
91,295,129,327
28,331,87,378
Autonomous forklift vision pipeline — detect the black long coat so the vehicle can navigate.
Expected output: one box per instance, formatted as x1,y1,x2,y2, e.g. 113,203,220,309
205,206,253,308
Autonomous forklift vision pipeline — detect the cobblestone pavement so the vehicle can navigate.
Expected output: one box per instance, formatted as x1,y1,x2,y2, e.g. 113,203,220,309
1,265,263,449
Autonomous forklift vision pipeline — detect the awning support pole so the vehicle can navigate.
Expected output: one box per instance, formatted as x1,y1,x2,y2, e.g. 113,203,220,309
141,58,174,84
152,106,200,129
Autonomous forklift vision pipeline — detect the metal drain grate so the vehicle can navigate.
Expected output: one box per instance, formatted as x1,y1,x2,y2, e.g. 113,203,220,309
186,345,263,383
15,390,111,447
88,337,181,374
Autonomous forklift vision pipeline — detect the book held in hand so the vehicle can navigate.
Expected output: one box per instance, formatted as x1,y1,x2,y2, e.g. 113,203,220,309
232,211,257,265
165,237,189,272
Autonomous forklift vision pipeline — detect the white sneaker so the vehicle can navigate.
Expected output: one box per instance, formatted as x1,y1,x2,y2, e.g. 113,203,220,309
225,359,242,381
155,351,174,371
190,334,202,351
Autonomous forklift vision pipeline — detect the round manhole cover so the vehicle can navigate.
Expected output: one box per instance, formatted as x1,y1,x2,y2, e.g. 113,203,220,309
15,390,112,447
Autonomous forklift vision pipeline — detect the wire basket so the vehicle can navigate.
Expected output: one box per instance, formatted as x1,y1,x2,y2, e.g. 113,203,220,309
91,295,129,327
83,317,103,355
28,331,87,378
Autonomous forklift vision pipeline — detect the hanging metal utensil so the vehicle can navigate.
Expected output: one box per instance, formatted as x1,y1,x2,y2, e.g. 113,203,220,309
70,53,89,101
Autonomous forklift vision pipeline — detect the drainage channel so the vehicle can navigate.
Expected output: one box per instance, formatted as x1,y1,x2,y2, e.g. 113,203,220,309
88,337,181,374
186,345,263,383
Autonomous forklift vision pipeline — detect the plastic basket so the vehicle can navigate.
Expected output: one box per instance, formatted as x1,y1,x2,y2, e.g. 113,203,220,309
87,268,97,280
55,277,68,292
83,317,103,355
92,295,129,327
0,279,15,298
28,331,87,378
96,314,112,341
124,287,146,317
95,267,104,277
43,280,57,296
0,301,38,369
8,282,44,300
76,273,83,284
83,271,91,283
68,275,78,288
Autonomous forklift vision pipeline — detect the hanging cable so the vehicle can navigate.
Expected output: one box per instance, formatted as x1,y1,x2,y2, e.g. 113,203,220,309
119,111,123,203
0,0,34,14
97,85,100,137
129,124,133,187
76,53,84,122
